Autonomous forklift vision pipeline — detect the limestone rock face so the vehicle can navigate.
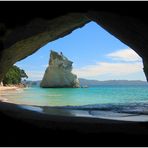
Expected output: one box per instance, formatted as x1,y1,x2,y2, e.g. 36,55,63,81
0,13,89,82
40,50,80,88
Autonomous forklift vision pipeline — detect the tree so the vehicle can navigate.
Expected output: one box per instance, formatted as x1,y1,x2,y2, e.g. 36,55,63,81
3,65,28,85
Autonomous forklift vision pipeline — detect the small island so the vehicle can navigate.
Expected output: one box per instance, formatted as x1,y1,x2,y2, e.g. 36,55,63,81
40,50,80,88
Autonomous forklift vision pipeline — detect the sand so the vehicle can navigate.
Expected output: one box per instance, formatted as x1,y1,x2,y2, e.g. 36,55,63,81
0,86,18,91
16,105,148,122
0,96,8,102
0,86,23,102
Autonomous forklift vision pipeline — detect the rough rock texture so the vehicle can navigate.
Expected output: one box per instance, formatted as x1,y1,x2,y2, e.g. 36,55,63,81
40,50,80,88
1,3,148,146
87,11,148,81
0,13,90,82
0,2,148,83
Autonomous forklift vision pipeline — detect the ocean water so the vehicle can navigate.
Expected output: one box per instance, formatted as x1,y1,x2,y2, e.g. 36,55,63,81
2,85,148,114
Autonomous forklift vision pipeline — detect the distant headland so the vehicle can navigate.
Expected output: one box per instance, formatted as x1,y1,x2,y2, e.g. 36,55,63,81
24,79,148,87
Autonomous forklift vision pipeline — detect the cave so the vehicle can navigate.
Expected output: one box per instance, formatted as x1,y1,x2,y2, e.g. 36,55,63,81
0,1,148,146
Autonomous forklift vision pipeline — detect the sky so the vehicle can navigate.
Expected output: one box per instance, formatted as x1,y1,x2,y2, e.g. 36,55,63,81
15,21,146,81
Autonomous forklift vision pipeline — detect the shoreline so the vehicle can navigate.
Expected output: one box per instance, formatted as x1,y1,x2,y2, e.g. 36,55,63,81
0,86,19,91
0,86,148,122
0,100,148,122
1,86,148,115
0,85,25,102
0,96,9,102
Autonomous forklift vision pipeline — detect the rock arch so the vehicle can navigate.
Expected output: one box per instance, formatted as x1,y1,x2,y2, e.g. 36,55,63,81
0,2,148,145
0,3,148,82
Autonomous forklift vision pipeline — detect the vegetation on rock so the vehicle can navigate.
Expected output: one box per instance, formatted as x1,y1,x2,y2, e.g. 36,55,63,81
2,65,28,85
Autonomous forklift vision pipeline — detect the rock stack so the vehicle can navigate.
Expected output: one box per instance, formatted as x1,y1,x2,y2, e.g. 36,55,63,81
40,50,80,88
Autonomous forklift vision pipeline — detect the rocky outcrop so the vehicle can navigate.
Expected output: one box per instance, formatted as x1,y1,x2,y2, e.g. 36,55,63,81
0,4,148,82
0,13,90,82
40,50,80,88
87,11,148,81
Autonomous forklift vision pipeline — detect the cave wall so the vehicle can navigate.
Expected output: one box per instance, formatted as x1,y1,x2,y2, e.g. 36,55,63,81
0,13,89,82
0,2,148,146
0,2,148,82
87,11,148,81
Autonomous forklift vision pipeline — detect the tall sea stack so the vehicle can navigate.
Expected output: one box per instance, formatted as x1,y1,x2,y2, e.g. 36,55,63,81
40,50,80,88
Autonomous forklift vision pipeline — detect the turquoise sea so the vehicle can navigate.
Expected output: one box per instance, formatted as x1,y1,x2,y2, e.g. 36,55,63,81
2,85,148,114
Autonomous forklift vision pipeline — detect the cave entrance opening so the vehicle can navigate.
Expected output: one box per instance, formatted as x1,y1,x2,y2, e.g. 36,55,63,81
2,21,148,121
15,21,146,83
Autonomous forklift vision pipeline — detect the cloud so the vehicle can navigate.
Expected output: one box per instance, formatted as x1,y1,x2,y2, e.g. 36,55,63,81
73,62,143,78
107,48,142,62
26,49,144,81
73,48,144,78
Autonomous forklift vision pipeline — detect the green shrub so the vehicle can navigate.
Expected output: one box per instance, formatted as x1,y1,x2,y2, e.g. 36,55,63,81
3,65,28,85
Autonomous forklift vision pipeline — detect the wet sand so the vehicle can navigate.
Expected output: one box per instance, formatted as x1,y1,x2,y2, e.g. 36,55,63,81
0,101,148,147
17,104,148,122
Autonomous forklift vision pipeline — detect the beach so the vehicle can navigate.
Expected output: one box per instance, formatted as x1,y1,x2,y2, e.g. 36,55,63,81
0,85,19,91
0,85,148,122
0,85,24,102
